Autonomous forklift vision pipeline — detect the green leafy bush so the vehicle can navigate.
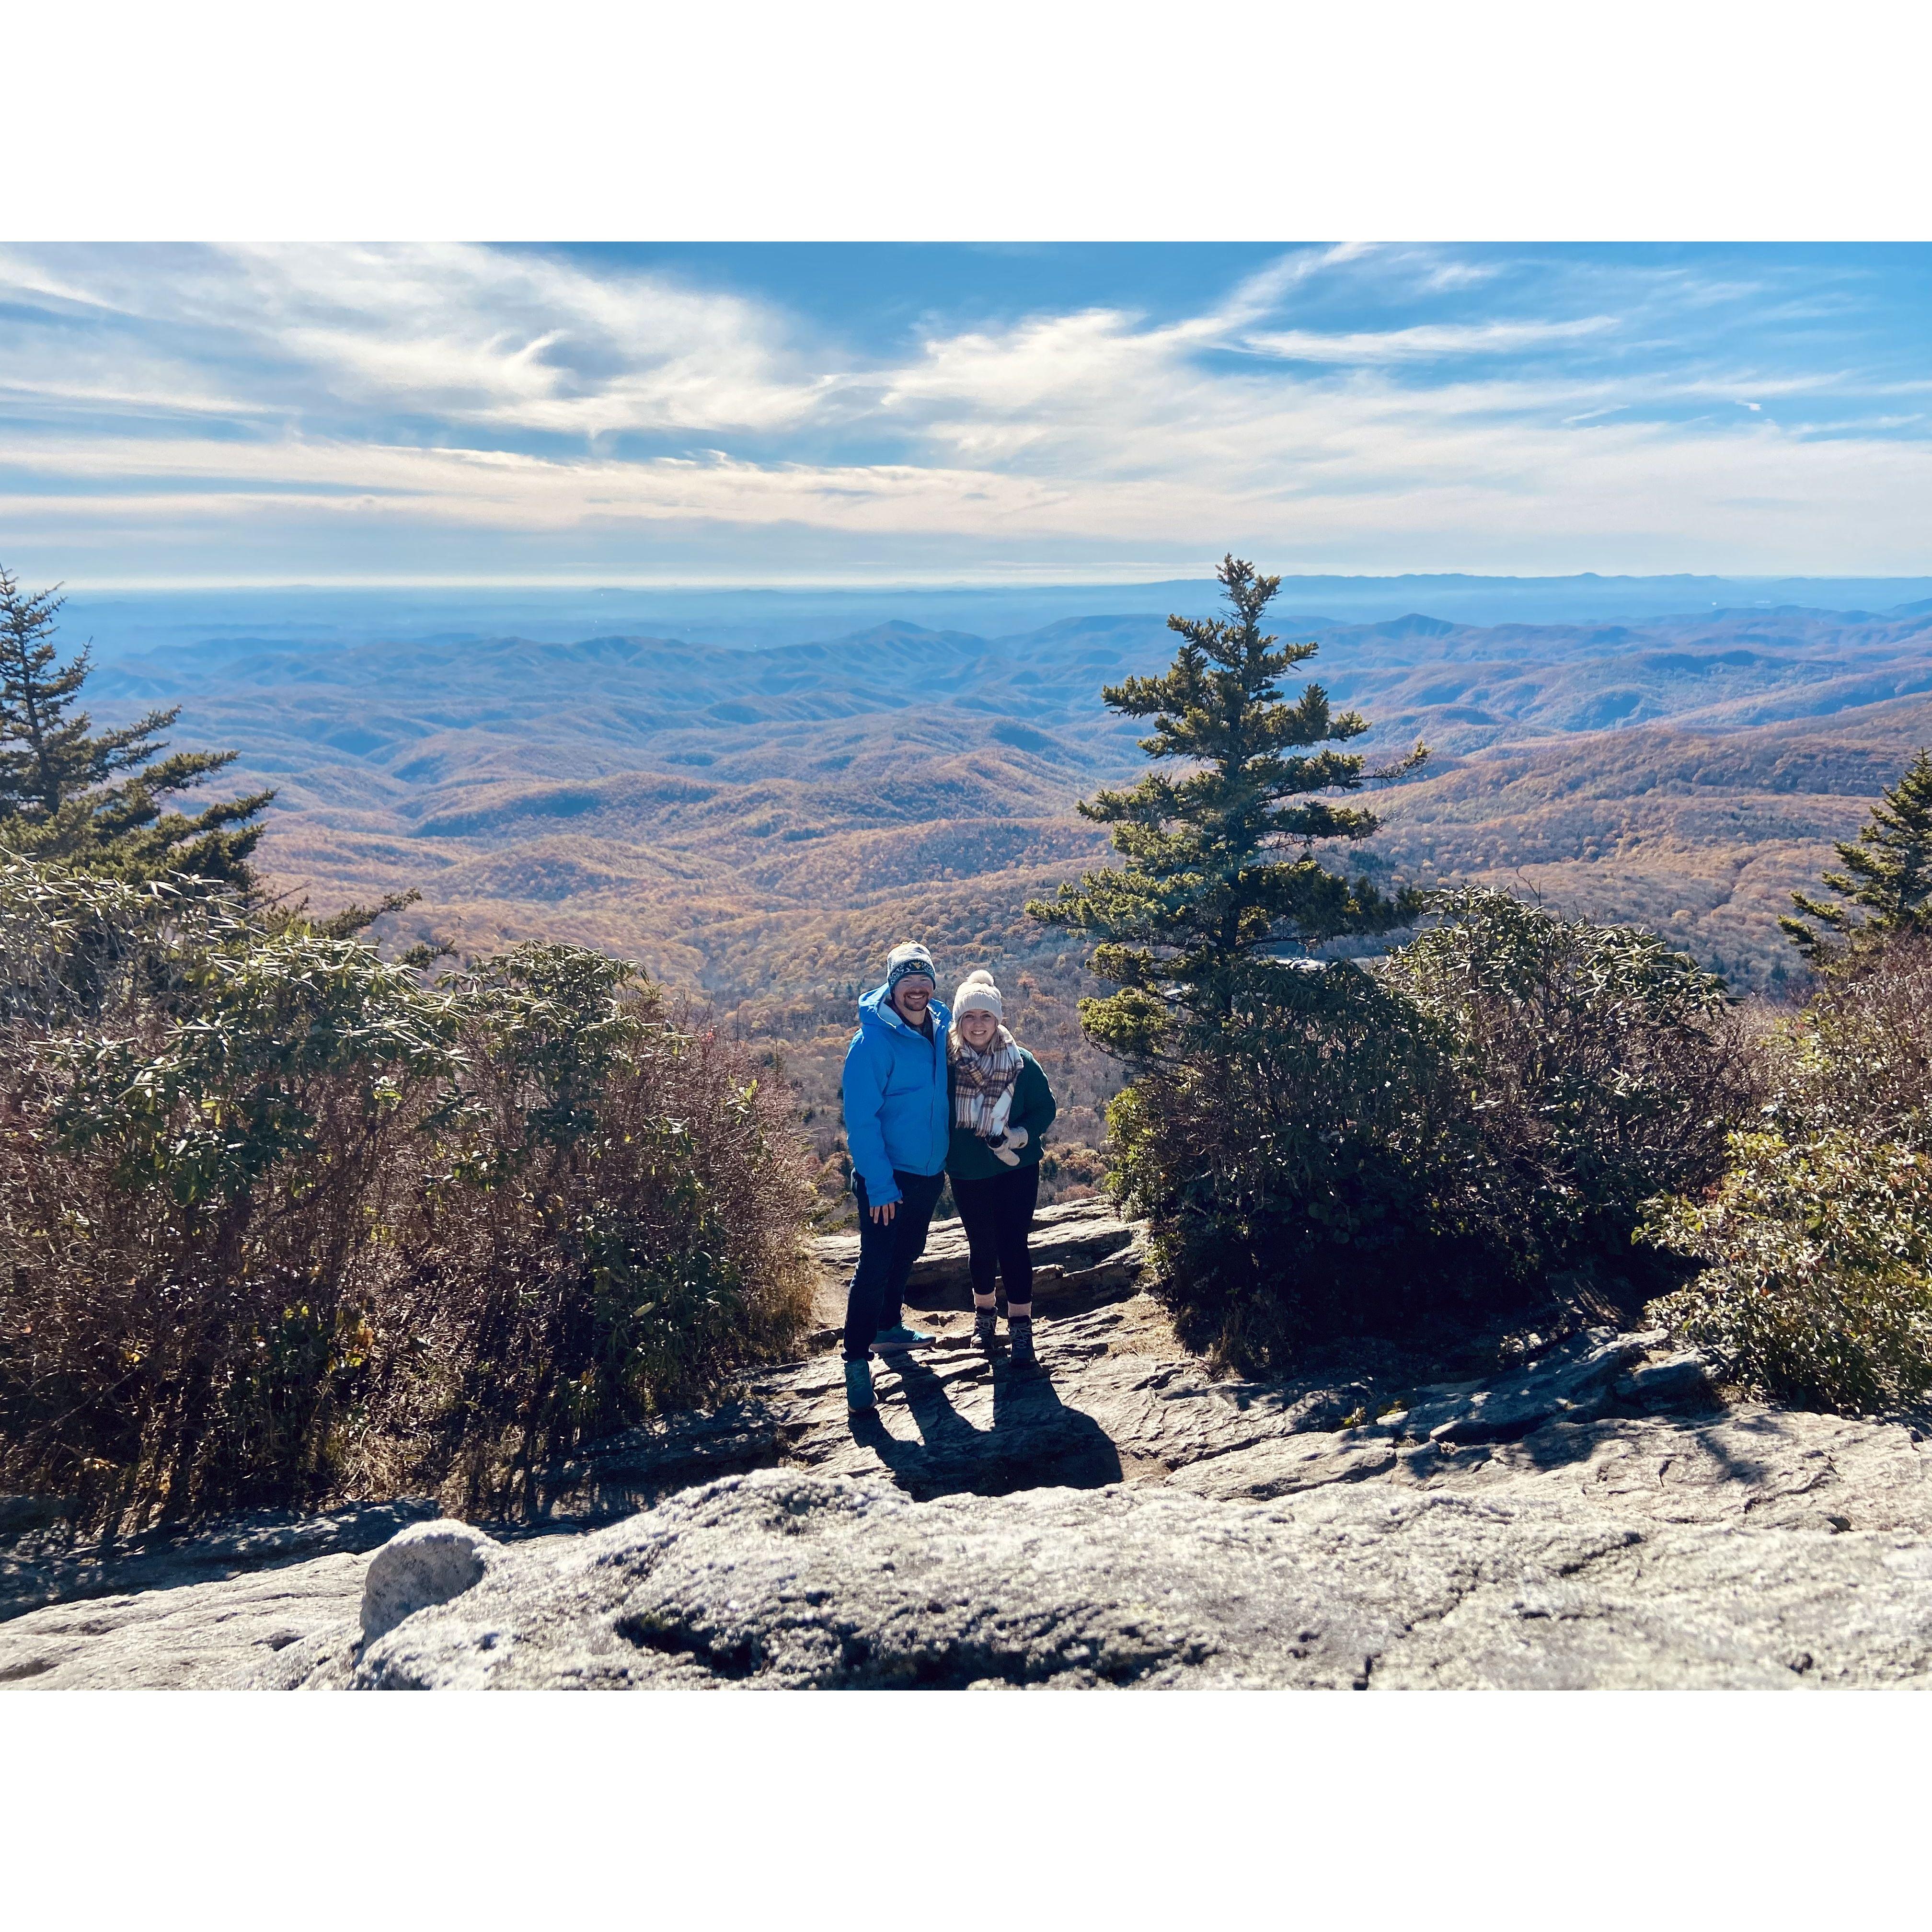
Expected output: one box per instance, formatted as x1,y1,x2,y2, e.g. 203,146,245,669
1107,958,1467,1365
1387,887,1752,1273
365,943,815,1515
1751,933,1932,1150
1642,1132,1932,1414
1111,888,1754,1370
0,862,814,1531
1641,934,1932,1412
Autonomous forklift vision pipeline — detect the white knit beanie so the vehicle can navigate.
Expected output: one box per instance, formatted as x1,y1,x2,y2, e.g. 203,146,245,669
952,968,1003,1021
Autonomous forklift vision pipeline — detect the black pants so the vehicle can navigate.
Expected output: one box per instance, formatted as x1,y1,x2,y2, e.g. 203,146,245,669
843,1169,946,1362
951,1162,1040,1311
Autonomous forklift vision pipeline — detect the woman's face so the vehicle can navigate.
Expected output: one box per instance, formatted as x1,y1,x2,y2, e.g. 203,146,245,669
958,1008,1000,1050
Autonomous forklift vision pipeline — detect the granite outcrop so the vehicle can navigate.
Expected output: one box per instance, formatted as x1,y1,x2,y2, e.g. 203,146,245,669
4,1204,1928,1690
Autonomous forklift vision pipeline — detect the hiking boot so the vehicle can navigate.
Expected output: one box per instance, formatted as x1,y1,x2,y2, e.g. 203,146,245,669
974,1308,999,1351
845,1359,877,1412
1009,1316,1036,1369
872,1323,936,1354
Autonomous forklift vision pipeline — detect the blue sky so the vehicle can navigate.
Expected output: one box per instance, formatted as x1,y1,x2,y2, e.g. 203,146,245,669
3,242,1929,586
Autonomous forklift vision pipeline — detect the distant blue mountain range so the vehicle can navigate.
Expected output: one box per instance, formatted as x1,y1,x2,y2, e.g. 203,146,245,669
62,575,1932,662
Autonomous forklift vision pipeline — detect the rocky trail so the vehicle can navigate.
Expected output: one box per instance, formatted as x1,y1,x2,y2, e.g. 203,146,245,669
5,1201,1930,1690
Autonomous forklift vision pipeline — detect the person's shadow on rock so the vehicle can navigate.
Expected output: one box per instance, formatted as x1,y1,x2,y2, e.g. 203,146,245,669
846,1403,906,1467
846,1349,1122,1499
990,1350,1124,1493
846,1354,987,1497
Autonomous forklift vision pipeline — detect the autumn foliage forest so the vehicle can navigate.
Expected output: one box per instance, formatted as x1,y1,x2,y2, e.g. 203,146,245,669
4,559,1932,1532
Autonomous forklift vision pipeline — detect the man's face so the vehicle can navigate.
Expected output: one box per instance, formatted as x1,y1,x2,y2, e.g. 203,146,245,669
893,975,934,1023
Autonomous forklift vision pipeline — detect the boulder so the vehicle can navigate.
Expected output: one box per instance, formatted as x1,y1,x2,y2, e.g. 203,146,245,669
360,1520,501,1641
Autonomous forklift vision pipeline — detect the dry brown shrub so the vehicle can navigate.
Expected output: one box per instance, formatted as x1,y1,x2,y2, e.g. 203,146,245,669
0,865,814,1534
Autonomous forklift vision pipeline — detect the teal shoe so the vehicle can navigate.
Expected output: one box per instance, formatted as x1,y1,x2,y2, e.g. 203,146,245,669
872,1323,936,1353
845,1359,877,1412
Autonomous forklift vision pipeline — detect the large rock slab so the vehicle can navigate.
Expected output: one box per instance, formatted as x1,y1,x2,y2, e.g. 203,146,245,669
1389,1330,1651,1443
255,1468,1932,1691
1168,1400,1932,1534
0,1551,373,1690
533,1295,1348,1518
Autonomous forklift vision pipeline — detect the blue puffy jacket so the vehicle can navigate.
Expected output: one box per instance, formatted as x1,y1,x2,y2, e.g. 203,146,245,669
841,984,953,1207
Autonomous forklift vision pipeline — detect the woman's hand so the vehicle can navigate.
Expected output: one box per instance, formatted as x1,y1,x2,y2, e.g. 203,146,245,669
1003,1126,1028,1151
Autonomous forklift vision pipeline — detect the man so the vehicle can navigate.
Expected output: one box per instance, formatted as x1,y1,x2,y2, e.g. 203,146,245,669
839,940,949,1412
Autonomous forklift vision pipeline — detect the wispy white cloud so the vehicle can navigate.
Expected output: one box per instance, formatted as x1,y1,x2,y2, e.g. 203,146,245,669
0,242,834,439
0,242,1927,579
1239,317,1617,363
0,375,276,419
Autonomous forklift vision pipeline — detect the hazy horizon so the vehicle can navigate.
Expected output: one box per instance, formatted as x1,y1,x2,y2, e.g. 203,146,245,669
46,571,1932,663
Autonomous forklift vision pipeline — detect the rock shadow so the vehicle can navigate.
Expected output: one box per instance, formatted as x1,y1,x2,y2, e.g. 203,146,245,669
1468,1398,1784,1486
530,1398,792,1526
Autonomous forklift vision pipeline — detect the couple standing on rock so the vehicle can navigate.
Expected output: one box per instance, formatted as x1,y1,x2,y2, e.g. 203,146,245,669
840,941,1058,1414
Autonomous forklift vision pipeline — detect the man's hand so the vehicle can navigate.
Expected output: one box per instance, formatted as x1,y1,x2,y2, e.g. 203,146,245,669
870,1198,898,1225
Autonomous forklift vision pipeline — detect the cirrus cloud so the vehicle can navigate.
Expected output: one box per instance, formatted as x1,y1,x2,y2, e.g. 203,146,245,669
0,241,1927,580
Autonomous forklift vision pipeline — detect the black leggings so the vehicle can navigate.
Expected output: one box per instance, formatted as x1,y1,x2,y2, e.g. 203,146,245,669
951,1162,1040,1310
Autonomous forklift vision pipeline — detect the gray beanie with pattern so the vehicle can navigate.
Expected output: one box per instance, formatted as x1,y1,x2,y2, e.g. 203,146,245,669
885,941,937,995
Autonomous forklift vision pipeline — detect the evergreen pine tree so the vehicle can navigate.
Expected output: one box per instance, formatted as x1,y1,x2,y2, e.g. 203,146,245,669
0,564,272,888
1781,747,1932,970
1029,554,1426,1058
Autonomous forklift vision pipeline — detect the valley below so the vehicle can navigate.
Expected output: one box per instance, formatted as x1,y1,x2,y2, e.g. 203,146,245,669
89,589,1932,1208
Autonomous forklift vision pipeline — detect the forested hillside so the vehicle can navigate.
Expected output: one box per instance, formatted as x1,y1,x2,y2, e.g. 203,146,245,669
81,597,1932,1206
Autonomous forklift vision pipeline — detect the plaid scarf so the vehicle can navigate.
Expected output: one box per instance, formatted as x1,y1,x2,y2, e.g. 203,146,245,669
949,1024,1022,1139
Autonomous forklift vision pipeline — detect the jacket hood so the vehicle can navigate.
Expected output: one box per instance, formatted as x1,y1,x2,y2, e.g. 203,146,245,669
859,982,951,1035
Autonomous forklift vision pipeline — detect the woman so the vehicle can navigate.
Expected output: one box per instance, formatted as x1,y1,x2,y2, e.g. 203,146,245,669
946,969,1057,1367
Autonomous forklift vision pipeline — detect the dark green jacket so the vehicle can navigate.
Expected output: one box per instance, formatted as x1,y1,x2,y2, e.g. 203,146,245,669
946,1046,1057,1182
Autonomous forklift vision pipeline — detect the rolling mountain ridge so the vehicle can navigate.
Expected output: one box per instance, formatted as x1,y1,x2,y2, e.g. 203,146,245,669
82,597,1932,1199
